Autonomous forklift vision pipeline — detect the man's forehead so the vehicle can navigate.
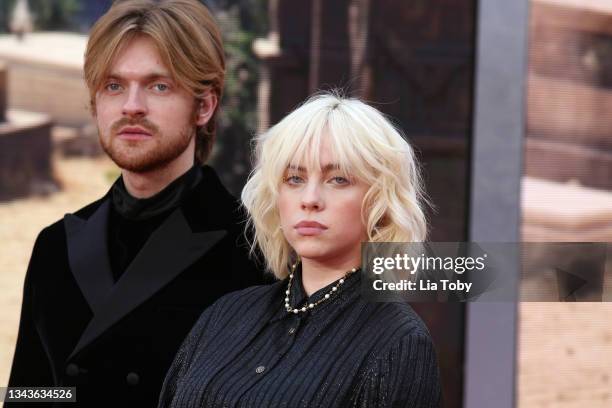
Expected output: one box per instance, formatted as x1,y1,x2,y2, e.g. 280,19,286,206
106,70,173,81
106,35,172,79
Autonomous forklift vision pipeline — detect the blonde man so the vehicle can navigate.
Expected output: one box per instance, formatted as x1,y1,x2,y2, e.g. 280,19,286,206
7,1,265,406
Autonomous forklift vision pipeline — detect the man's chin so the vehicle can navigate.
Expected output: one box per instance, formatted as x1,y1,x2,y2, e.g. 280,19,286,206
103,145,169,173
110,155,171,173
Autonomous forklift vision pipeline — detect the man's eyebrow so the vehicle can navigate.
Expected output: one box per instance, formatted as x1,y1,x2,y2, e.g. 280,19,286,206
105,72,174,82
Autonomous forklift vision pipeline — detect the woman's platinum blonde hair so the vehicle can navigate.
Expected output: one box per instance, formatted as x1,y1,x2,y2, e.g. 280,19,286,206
241,93,429,279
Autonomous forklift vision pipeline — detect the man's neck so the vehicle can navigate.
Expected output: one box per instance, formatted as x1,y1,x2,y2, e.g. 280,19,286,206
122,157,195,199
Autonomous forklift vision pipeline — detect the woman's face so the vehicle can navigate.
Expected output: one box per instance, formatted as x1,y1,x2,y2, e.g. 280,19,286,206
277,135,369,267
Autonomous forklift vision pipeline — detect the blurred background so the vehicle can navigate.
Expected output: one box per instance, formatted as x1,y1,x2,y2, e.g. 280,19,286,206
0,0,611,407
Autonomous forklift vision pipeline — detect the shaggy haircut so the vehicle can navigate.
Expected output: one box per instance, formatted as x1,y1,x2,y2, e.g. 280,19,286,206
83,0,225,163
241,93,429,279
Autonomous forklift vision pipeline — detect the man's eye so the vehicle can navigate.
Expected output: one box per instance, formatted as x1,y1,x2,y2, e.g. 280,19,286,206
153,83,169,92
105,83,122,91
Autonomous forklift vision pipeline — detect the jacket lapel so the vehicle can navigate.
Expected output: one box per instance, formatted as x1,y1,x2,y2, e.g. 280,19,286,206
64,199,114,314
69,207,227,360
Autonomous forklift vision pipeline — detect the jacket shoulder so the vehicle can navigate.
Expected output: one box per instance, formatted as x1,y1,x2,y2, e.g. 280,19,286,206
212,281,283,312
37,197,105,241
363,300,433,340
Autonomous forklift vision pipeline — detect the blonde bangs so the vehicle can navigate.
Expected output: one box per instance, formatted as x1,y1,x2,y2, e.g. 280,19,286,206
242,93,429,279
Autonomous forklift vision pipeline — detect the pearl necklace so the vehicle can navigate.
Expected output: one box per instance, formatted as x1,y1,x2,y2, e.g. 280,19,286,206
284,263,360,314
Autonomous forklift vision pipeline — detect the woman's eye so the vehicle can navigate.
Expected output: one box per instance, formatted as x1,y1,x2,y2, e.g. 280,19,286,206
284,175,304,184
330,176,350,185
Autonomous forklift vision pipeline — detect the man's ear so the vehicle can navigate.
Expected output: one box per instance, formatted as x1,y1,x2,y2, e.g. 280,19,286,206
195,91,218,126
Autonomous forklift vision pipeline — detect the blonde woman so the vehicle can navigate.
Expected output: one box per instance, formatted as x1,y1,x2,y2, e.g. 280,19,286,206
159,94,442,407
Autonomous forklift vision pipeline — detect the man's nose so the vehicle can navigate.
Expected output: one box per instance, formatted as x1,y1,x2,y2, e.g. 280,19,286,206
301,182,325,211
122,86,147,117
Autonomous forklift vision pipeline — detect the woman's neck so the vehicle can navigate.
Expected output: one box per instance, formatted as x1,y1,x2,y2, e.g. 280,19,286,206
301,252,361,296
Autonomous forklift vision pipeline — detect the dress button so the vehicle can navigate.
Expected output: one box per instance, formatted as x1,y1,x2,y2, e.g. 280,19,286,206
255,365,265,374
126,372,140,386
65,363,79,377
288,327,296,335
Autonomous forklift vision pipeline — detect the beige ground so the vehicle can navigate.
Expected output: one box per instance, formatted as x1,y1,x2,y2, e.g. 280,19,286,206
517,302,612,407
0,153,116,386
1,155,612,407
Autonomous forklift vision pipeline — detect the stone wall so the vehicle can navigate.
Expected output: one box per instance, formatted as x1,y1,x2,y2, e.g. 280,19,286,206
526,0,612,190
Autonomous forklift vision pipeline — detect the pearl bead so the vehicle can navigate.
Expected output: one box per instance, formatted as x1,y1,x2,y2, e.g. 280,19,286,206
285,264,356,315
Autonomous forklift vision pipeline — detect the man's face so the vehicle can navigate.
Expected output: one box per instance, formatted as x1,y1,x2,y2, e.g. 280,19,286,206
95,35,199,173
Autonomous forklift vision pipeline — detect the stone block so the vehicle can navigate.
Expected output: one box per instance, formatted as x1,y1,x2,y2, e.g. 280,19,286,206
525,137,612,190
527,74,612,149
0,109,55,200
0,62,6,122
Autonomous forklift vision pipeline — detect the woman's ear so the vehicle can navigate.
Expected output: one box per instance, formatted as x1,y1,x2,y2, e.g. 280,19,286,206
195,91,218,126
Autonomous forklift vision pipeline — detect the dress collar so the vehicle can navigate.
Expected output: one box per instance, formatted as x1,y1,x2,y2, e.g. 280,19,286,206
271,263,362,322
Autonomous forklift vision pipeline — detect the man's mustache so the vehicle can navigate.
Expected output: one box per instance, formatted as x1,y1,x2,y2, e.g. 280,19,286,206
110,118,160,136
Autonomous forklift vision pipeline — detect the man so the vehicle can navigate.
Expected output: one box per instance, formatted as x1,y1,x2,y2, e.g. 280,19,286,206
7,1,266,406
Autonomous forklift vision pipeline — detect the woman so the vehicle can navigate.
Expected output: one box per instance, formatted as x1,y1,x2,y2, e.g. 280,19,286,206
158,93,442,407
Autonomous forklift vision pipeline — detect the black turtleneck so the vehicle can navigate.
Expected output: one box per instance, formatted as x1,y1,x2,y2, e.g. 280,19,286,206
108,165,203,282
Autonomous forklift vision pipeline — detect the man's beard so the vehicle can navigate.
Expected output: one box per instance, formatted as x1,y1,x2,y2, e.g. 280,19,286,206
99,117,194,173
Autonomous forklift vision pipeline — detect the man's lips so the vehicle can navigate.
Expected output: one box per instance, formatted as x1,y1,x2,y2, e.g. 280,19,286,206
117,126,153,140
294,221,328,236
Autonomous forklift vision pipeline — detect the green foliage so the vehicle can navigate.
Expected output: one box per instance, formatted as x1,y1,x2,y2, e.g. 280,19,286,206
207,0,268,194
216,6,259,138
0,0,81,33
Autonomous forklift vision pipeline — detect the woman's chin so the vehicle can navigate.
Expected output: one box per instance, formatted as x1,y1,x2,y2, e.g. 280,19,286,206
294,247,332,262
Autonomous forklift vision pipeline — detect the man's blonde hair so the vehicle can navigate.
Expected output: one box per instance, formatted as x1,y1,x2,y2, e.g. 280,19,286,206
241,93,429,279
84,0,225,163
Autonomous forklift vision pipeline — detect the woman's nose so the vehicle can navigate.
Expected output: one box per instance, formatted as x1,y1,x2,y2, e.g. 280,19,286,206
301,182,325,211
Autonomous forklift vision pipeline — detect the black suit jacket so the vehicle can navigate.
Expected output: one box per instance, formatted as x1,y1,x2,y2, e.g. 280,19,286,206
7,166,267,407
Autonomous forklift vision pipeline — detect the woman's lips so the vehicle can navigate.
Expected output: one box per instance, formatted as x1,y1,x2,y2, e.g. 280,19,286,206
294,221,328,236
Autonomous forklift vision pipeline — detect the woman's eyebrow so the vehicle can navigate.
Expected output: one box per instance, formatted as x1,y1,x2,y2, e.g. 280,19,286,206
286,163,341,173
286,164,305,172
321,163,341,172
